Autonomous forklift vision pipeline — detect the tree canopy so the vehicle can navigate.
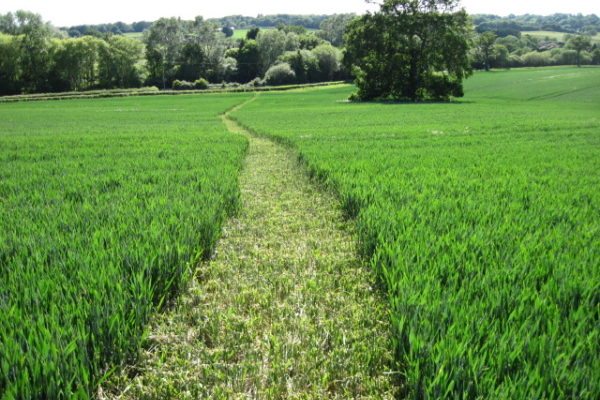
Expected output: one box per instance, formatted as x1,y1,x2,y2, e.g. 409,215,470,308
1,8,598,96
567,35,592,67
317,14,356,47
476,31,498,71
0,12,144,95
344,0,472,101
473,13,600,36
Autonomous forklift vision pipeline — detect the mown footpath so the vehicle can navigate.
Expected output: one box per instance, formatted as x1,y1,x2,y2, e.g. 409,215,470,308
103,97,398,399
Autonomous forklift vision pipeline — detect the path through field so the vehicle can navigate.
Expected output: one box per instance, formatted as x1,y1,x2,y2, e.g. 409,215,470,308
104,96,397,399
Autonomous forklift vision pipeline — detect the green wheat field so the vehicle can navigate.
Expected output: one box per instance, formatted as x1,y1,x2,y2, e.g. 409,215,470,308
1,66,599,399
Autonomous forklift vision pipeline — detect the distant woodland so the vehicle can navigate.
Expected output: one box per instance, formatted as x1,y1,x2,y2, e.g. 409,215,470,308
62,13,600,37
1,11,599,95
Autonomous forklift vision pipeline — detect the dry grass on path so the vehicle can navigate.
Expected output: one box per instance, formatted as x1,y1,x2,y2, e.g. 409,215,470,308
104,96,398,399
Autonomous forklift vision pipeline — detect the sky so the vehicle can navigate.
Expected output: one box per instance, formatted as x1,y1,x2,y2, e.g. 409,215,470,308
0,0,598,27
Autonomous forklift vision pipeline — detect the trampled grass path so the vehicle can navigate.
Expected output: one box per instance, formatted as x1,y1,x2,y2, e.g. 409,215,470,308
105,96,397,399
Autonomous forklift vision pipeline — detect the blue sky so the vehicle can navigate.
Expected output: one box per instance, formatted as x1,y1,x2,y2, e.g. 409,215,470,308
1,0,598,26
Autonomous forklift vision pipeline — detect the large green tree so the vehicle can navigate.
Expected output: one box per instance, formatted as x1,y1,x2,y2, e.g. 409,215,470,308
256,29,299,74
0,33,21,94
279,49,320,83
176,42,207,81
476,31,497,71
49,36,110,91
10,11,52,92
567,35,592,67
312,44,342,81
98,35,144,88
144,18,185,88
344,0,472,101
184,17,227,82
144,16,228,86
317,14,356,47
235,39,261,82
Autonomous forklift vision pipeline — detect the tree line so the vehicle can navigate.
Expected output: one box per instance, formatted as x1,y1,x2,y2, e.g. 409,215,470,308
0,11,144,94
207,14,331,30
1,9,599,97
60,15,335,39
0,11,353,95
142,16,351,89
59,13,600,40
469,12,600,70
64,21,153,38
473,13,600,37
471,31,600,70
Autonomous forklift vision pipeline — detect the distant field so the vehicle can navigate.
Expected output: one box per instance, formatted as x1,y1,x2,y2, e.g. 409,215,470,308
123,27,319,40
0,93,250,397
522,30,569,41
522,30,600,44
122,31,144,40
232,28,252,39
232,28,276,39
231,27,315,39
232,66,600,398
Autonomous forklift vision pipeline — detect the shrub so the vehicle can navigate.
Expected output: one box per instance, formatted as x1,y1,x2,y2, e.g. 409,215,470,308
279,50,320,83
172,80,194,90
506,54,523,68
193,78,209,90
264,63,297,85
552,49,578,65
312,44,342,81
247,77,264,87
521,51,553,67
580,51,593,65
593,49,600,65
